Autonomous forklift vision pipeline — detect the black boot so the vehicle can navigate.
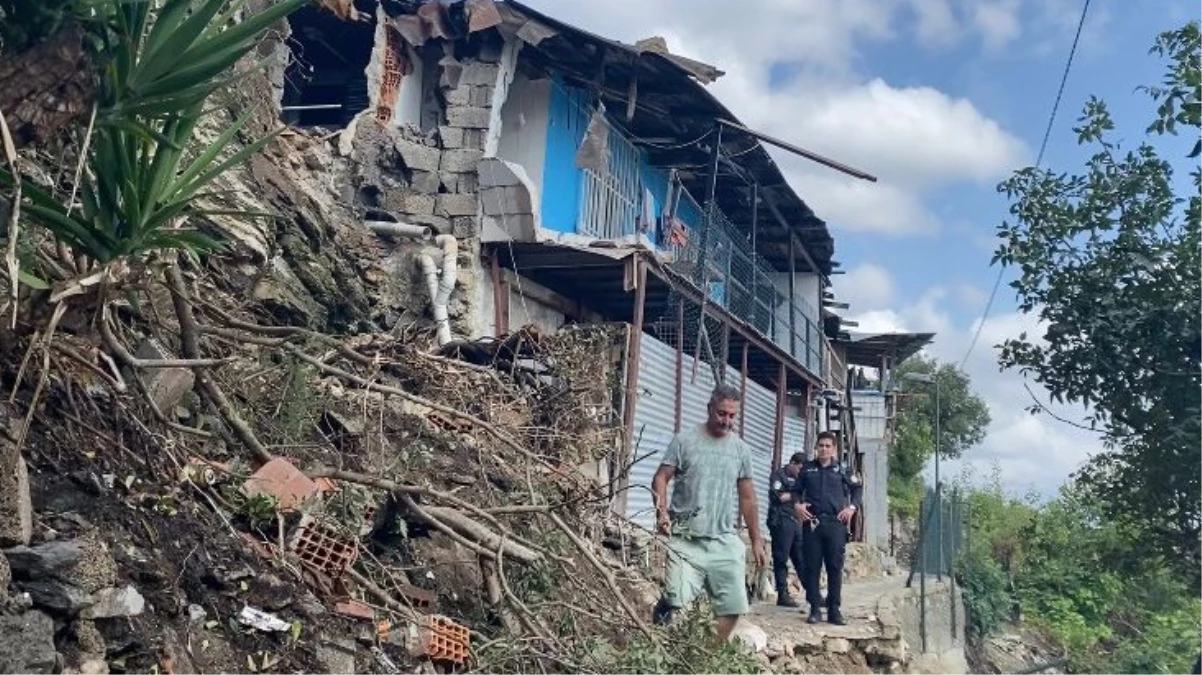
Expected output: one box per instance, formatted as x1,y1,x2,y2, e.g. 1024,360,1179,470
828,609,846,625
777,595,799,608
652,598,677,625
806,606,822,624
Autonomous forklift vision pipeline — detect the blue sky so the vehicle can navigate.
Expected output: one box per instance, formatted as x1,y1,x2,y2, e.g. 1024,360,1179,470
524,0,1196,496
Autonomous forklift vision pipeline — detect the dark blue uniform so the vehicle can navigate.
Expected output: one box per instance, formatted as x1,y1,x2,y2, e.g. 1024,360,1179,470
766,466,811,605
792,459,862,617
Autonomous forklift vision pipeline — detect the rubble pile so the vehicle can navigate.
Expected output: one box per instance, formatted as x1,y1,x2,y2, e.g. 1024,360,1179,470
0,305,680,673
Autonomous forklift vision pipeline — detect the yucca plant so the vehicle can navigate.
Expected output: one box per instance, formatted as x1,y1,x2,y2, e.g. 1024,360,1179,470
1,0,308,267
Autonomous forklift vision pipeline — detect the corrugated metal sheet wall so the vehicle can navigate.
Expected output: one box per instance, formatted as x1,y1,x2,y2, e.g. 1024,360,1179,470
627,334,777,534
782,409,808,462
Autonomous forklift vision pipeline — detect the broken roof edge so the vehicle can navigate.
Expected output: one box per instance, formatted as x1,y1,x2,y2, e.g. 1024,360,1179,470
836,331,936,367
497,0,837,275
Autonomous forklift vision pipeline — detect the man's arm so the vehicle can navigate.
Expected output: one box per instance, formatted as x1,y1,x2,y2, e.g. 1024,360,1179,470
652,464,676,520
737,477,762,542
652,436,683,534
847,473,863,509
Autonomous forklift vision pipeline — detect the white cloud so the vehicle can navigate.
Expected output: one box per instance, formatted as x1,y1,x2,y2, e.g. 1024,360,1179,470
971,0,1024,51
839,263,897,310
520,0,1031,237
848,290,1105,496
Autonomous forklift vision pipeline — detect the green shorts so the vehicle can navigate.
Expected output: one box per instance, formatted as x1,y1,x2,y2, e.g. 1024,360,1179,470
663,532,749,616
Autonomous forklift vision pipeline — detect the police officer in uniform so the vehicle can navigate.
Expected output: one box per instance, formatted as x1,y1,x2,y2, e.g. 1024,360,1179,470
767,452,812,607
793,430,862,625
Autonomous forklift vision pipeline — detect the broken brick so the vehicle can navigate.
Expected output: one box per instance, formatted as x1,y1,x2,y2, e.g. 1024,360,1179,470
333,599,375,622
407,615,470,664
289,516,358,578
241,458,320,512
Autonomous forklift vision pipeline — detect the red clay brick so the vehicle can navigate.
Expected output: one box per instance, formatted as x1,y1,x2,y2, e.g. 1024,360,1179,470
289,516,358,578
408,615,470,664
333,599,375,621
241,458,319,511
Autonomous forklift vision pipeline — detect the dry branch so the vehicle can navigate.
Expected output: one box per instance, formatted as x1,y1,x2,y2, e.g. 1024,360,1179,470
166,262,272,464
285,346,555,470
546,512,654,641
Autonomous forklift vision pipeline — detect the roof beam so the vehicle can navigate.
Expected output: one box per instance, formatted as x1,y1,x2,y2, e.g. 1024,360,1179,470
715,118,877,182
761,190,823,276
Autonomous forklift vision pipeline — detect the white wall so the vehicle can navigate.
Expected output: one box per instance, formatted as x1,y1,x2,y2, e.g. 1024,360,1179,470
393,46,423,128
496,73,550,212
471,268,565,338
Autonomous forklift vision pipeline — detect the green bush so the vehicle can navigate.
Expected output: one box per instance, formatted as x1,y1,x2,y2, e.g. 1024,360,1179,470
956,548,1011,638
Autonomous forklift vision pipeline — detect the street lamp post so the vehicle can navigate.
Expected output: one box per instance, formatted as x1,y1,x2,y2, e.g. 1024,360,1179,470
903,372,942,581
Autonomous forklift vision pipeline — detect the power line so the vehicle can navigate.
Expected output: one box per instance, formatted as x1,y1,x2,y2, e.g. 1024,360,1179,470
959,0,1092,369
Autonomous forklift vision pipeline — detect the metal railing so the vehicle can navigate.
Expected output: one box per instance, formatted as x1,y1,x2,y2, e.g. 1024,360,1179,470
670,200,825,376
905,486,966,654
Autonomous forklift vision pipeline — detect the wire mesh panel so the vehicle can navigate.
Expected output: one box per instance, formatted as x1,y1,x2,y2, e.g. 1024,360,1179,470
660,195,826,382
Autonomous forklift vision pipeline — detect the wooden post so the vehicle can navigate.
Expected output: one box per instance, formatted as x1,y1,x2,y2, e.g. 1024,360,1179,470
490,254,509,336
788,239,797,359
617,257,648,517
674,300,684,433
772,362,786,469
739,343,749,438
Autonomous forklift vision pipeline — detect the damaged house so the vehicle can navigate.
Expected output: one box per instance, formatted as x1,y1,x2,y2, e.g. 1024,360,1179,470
281,0,931,548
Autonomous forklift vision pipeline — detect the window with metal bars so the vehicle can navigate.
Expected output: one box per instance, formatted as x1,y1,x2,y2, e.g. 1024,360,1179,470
576,117,647,240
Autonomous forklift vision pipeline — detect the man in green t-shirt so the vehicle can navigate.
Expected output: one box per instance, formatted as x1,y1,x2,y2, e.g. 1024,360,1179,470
650,384,769,642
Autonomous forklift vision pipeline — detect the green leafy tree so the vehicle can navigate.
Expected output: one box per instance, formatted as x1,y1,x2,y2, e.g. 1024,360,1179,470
993,21,1201,579
1,0,305,289
888,356,990,518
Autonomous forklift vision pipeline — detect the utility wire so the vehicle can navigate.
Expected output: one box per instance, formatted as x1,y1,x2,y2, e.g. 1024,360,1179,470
959,0,1092,369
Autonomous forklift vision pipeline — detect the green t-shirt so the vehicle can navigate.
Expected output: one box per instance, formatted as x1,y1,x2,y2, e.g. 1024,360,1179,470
661,424,753,539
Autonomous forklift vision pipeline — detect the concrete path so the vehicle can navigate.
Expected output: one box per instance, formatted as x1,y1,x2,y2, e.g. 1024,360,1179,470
748,575,907,647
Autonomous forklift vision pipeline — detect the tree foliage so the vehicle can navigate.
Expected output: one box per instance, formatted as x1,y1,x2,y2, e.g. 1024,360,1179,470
993,21,1201,579
888,356,990,518
956,472,1201,674
0,0,304,287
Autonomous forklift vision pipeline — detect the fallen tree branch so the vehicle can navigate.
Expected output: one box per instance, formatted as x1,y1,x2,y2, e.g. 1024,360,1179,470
546,512,654,642
395,492,542,564
99,307,234,369
285,346,555,471
166,262,272,464
348,567,423,625
306,468,567,566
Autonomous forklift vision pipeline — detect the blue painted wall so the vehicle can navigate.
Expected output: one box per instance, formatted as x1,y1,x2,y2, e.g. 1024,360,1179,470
541,79,591,234
539,79,704,243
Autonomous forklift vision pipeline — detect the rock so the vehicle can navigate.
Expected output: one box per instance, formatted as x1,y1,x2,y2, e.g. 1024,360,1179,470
0,432,33,546
0,548,9,600
19,578,94,615
731,621,768,653
77,658,109,675
0,610,57,673
5,533,118,594
316,637,357,674
80,585,144,619
294,593,327,620
187,604,207,622
824,637,851,654
5,540,85,578
134,341,195,412
71,619,107,655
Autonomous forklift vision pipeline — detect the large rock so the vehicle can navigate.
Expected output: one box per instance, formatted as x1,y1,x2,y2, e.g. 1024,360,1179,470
0,432,33,547
18,578,94,615
80,585,144,619
316,637,357,674
0,610,57,673
5,532,118,593
5,540,85,578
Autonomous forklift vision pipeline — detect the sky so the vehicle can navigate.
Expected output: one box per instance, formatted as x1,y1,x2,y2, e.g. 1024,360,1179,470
522,0,1196,497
